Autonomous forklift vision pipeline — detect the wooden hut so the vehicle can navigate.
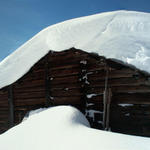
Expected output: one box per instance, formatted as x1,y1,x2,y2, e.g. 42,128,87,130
0,47,150,136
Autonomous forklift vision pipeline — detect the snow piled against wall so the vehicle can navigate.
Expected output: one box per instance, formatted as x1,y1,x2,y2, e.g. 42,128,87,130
1,10,150,89
0,106,150,150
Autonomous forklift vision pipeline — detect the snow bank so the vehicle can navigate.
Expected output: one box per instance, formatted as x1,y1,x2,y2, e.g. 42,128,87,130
1,10,150,89
0,106,150,150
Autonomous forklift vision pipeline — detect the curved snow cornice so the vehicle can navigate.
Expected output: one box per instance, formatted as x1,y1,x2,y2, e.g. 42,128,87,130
0,10,150,89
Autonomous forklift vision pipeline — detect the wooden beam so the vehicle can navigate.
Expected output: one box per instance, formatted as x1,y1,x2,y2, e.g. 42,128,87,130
102,66,112,130
112,93,150,104
103,90,107,129
105,88,112,130
45,55,52,107
8,85,14,128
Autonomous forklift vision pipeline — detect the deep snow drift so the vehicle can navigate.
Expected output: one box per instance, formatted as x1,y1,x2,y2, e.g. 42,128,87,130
1,10,150,89
0,106,150,150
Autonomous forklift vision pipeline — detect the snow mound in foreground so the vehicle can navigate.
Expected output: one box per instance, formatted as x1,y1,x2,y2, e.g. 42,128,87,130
1,10,150,89
0,106,150,150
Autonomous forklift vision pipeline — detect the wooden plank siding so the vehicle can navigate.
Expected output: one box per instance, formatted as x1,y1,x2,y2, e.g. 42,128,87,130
0,48,150,136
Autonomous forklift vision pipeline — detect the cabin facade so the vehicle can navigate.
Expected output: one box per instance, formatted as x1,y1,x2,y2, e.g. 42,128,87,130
0,48,150,136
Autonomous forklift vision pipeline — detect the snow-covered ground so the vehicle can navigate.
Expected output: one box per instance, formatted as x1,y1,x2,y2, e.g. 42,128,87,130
1,10,150,89
0,106,150,150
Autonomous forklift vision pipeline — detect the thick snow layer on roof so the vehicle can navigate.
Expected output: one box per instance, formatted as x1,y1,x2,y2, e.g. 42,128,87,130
1,10,150,89
0,106,150,150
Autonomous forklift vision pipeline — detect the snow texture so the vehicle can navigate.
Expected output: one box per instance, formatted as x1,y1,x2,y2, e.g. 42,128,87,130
1,10,150,89
118,104,134,107
0,106,150,150
87,94,98,98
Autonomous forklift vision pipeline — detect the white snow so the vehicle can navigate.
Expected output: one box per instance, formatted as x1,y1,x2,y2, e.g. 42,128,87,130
118,104,134,107
1,10,150,89
87,94,98,98
0,106,150,150
86,109,102,121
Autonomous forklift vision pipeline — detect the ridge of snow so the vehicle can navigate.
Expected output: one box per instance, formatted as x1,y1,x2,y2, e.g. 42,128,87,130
0,106,150,150
1,10,150,89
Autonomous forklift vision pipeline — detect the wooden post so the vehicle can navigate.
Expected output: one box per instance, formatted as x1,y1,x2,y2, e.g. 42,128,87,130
45,54,53,107
103,90,107,129
102,66,112,130
105,88,112,130
8,85,14,128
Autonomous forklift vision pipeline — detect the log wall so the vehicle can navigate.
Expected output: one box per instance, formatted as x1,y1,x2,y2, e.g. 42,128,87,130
0,48,150,136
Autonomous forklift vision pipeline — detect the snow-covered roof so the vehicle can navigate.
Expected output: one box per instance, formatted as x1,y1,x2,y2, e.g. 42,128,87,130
1,10,150,89
0,106,150,150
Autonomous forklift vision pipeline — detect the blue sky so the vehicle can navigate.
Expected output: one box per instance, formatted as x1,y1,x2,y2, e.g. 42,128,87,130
0,0,150,61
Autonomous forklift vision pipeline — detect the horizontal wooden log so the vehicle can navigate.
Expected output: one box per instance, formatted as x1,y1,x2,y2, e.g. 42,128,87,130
87,64,106,72
53,96,81,105
48,59,104,74
49,64,79,71
0,116,9,121
110,107,150,117
86,87,105,95
49,67,80,77
110,115,150,125
50,88,82,97
50,82,81,89
0,93,8,99
50,86,81,92
14,79,45,89
0,96,8,103
89,77,147,87
14,98,45,106
14,104,45,111
112,85,150,93
50,75,79,85
49,55,90,68
0,113,9,117
0,102,9,107
88,68,138,80
86,85,150,94
0,109,9,113
14,91,45,99
14,96,45,103
13,86,45,93
112,93,150,104
0,97,9,105
49,57,101,70
0,117,9,121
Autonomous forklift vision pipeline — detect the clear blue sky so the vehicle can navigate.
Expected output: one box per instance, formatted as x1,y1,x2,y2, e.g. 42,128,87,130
0,0,150,61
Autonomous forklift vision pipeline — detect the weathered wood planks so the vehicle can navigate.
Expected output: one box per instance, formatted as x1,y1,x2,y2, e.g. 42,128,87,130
0,48,150,136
